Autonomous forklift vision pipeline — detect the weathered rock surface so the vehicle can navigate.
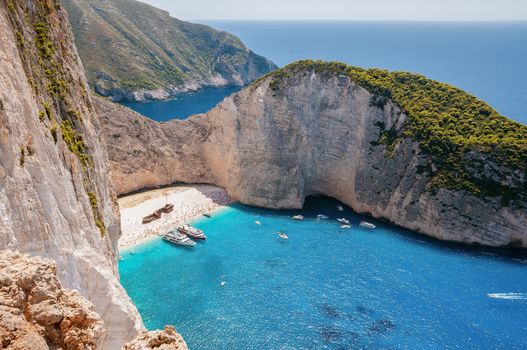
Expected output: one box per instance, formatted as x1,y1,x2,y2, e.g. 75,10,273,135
0,1,142,348
123,326,188,350
97,69,527,248
0,250,104,350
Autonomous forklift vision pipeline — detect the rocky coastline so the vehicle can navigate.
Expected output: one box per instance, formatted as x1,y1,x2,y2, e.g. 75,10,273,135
97,63,527,248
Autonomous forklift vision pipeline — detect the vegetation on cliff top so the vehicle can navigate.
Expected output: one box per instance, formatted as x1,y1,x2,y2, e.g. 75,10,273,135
62,0,276,99
259,60,527,201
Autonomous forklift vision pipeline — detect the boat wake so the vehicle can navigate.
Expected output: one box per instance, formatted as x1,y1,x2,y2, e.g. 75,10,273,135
487,293,527,300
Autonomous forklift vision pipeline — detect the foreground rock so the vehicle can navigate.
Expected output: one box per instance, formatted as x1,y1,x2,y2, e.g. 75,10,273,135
123,326,188,350
0,2,142,347
97,62,527,248
0,251,104,350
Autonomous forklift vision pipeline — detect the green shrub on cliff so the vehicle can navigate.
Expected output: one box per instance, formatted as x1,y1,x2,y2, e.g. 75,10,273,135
261,60,527,200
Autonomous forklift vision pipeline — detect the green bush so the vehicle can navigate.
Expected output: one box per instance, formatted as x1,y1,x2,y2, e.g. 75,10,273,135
60,120,91,168
88,191,106,237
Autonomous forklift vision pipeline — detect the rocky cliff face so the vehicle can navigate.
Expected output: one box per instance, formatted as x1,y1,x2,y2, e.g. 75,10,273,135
0,251,104,350
123,326,188,350
63,0,277,102
0,1,142,347
97,64,527,248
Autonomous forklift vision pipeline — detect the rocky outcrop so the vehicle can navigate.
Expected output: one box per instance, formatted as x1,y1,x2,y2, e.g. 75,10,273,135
0,1,142,348
123,326,188,350
0,251,104,350
63,0,277,102
97,65,527,248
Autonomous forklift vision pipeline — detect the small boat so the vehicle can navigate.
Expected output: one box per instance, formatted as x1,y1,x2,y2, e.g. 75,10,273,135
337,218,350,225
118,255,123,261
202,212,212,218
178,224,207,240
337,206,344,212
317,214,329,220
277,232,288,240
162,230,196,247
255,220,261,225
292,215,304,221
340,225,351,229
220,281,226,287
359,221,376,229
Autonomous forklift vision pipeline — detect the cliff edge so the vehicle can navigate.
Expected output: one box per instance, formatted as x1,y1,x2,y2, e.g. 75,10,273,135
0,1,142,347
97,61,527,248
0,251,104,350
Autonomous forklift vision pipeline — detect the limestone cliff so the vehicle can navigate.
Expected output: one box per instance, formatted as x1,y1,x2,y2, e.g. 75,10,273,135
0,1,142,347
97,61,527,248
62,0,277,102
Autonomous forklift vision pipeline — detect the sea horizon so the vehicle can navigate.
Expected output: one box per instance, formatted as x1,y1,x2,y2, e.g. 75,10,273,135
123,21,527,124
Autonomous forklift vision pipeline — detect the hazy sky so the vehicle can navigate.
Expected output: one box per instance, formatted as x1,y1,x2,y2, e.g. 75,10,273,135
139,0,527,21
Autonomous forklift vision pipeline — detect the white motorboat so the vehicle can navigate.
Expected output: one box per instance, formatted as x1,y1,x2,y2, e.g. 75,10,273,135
220,281,226,287
292,215,304,221
317,214,329,220
203,212,212,218
337,206,344,212
337,218,350,225
340,225,351,229
162,230,196,246
278,232,289,240
487,293,527,300
178,224,207,240
255,220,261,225
359,221,376,229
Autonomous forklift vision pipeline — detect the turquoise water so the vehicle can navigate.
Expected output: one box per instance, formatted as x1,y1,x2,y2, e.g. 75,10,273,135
119,197,527,349
123,22,527,124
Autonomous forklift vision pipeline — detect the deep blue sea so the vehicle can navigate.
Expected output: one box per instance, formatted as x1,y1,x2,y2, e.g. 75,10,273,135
120,197,527,350
121,86,240,122
123,21,527,124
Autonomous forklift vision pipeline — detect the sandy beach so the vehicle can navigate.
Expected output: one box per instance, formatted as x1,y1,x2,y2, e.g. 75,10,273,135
118,185,233,250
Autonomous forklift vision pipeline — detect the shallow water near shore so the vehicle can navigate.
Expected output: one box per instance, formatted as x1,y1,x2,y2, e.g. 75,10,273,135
119,197,527,349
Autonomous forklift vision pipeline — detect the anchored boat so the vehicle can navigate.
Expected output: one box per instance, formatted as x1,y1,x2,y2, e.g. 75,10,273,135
162,230,196,247
292,215,304,221
178,224,207,240
359,221,376,229
278,232,289,240
337,218,350,225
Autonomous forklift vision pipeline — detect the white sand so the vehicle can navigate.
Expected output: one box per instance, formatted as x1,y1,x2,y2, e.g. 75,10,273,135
118,185,233,250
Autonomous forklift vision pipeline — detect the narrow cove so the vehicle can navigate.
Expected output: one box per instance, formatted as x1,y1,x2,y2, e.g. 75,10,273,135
119,196,527,349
